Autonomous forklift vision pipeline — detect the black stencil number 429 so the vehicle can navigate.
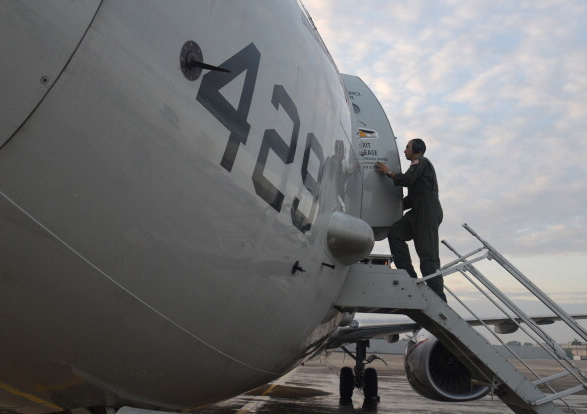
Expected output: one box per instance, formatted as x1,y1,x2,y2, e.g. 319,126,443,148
196,43,323,233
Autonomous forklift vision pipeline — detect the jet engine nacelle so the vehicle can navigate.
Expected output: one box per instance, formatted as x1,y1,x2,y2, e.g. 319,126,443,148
404,329,490,402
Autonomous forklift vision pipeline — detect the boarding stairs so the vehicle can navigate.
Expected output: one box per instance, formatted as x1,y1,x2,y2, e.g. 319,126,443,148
335,224,587,414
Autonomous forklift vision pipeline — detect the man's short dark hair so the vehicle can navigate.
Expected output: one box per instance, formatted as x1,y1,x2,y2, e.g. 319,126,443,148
412,138,426,154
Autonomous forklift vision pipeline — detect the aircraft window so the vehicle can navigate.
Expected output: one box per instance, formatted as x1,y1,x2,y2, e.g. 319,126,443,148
371,258,390,266
352,103,360,113
359,257,391,265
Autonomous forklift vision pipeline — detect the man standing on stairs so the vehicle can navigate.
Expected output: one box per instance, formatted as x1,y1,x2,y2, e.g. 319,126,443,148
375,138,446,302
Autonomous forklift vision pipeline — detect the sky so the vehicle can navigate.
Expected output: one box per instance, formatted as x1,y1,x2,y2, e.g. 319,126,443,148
302,0,587,343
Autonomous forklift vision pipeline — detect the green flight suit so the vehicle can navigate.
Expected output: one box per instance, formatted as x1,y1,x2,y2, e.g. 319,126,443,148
389,156,445,301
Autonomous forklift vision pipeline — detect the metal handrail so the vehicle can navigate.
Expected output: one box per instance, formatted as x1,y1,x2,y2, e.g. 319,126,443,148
434,225,587,410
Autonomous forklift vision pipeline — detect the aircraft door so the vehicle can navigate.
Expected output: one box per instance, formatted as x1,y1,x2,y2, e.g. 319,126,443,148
341,75,403,240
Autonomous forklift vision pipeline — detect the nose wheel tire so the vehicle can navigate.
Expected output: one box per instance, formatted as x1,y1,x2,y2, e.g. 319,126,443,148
363,367,379,404
339,366,354,405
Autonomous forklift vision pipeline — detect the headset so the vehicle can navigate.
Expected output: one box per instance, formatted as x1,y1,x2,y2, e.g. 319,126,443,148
411,138,426,154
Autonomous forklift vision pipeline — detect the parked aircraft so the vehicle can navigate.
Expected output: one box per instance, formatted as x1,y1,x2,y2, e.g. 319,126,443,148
1,2,583,414
0,1,400,412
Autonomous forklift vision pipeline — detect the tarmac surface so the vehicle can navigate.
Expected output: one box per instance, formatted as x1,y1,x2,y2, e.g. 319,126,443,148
193,353,587,414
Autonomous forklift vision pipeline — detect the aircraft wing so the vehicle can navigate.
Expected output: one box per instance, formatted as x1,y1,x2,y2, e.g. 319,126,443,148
466,313,587,334
327,313,587,349
327,314,418,348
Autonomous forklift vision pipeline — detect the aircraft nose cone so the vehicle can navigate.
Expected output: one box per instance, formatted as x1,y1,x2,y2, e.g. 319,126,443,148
326,211,374,265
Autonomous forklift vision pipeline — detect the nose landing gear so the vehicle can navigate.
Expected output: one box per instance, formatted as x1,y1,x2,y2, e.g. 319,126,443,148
339,340,385,409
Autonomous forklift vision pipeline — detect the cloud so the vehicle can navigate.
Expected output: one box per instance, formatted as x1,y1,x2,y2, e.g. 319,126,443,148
304,0,587,261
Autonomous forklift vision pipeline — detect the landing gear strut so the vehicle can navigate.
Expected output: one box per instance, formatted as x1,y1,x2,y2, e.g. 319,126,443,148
339,340,385,407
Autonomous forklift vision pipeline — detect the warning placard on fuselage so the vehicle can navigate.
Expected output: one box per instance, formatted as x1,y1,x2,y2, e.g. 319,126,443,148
356,128,387,170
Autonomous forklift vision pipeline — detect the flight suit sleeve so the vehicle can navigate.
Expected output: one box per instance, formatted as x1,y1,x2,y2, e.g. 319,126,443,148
392,158,426,187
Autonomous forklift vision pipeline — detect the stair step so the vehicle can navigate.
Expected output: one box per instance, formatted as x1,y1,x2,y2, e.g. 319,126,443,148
531,384,587,406
532,371,572,385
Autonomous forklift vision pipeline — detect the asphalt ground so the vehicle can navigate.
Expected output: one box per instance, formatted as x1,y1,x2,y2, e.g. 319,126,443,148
193,353,587,414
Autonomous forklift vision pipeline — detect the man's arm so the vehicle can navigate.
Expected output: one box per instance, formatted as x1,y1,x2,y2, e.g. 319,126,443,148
393,158,425,187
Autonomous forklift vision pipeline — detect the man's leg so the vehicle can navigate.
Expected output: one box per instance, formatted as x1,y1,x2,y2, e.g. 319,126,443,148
388,215,418,279
421,261,446,302
414,217,446,302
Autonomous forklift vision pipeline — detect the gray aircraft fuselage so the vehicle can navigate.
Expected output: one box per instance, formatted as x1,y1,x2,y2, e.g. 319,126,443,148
0,1,402,412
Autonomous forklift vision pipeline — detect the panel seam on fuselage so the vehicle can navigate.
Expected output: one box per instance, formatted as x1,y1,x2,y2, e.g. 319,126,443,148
0,188,282,375
0,0,105,152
